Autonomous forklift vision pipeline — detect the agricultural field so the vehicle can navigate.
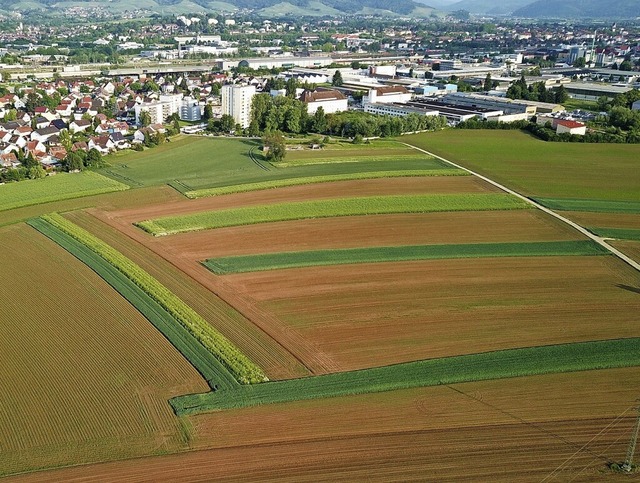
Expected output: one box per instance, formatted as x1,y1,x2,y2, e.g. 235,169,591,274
137,193,529,235
146,210,585,259
2,130,640,481
402,130,640,203
203,240,607,274
102,136,462,196
0,224,207,477
215,256,640,372
9,367,640,482
0,171,128,213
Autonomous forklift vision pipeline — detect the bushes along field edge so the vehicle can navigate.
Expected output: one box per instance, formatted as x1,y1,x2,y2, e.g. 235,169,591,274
37,213,266,385
171,337,640,414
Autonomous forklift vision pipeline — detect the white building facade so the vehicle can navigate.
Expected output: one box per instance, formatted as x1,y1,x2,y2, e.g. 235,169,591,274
180,97,201,121
222,85,256,128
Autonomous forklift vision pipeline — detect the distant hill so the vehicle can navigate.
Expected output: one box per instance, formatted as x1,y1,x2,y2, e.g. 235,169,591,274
513,0,640,19
443,0,532,14
3,0,441,17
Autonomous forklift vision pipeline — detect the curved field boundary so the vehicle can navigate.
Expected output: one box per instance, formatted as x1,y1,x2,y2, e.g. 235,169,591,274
534,198,640,214
249,146,270,171
33,213,266,385
183,169,466,199
28,217,239,391
171,337,640,414
589,227,640,241
202,241,608,274
0,171,128,212
137,194,531,236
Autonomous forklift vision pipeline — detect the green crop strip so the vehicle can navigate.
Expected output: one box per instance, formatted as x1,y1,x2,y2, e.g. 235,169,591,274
33,213,266,385
183,169,466,199
203,241,608,274
138,194,531,236
535,198,640,214
589,227,640,241
0,171,128,212
171,337,640,414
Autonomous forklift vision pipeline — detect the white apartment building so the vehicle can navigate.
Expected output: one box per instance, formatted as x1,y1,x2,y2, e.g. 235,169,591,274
135,93,184,125
222,85,256,128
180,97,201,121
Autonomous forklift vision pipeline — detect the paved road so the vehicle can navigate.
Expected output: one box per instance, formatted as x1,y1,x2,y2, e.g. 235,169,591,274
402,142,640,273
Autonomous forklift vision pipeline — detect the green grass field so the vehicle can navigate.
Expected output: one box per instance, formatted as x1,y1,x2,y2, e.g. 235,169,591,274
562,98,600,112
203,241,608,274
0,172,128,212
184,169,465,198
34,213,266,385
28,217,238,391
402,130,640,204
102,137,456,195
589,227,640,241
171,337,640,414
138,194,531,236
534,198,640,214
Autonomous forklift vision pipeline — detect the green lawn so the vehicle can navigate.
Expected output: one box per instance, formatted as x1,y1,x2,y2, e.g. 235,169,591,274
171,337,640,414
0,172,128,212
203,241,608,274
562,98,600,112
402,130,640,204
102,137,455,194
137,193,530,236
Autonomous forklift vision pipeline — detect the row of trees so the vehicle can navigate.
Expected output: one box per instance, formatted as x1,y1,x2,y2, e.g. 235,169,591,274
248,93,447,139
506,76,569,104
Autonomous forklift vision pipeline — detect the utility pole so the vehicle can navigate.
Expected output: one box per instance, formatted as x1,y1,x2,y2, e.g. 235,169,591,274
622,403,640,472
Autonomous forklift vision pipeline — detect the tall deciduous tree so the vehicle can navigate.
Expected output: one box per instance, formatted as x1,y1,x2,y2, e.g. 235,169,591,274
332,70,343,87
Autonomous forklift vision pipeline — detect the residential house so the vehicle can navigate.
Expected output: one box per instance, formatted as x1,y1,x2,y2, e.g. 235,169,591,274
31,126,60,143
0,152,19,168
23,140,46,157
50,119,68,131
15,126,33,138
88,135,115,154
110,132,130,149
34,117,50,130
69,119,92,133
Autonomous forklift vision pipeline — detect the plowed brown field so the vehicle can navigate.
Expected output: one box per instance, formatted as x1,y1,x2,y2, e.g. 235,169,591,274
223,256,640,371
10,367,639,482
563,212,640,230
63,210,311,380
153,210,584,259
111,176,499,224
0,224,208,477
611,240,640,266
